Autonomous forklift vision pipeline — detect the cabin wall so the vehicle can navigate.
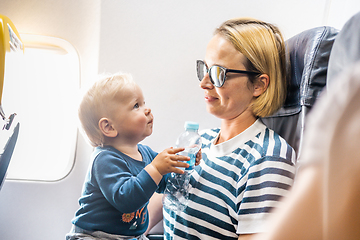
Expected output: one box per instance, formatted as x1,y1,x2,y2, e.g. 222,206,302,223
0,1,359,239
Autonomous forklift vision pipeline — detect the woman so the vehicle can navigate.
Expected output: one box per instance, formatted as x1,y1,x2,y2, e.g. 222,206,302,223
163,18,296,240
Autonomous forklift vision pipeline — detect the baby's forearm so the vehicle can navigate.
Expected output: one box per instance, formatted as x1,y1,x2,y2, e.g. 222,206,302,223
145,163,163,185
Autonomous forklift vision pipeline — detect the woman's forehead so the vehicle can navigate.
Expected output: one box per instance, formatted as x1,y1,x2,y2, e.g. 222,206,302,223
205,34,247,69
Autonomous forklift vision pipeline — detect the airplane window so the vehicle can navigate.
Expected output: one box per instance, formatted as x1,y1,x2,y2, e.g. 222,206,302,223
5,35,79,181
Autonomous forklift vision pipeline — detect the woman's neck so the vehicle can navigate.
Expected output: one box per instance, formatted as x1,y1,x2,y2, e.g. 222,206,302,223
217,115,257,144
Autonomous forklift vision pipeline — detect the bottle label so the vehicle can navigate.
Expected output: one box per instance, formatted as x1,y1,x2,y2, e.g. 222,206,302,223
177,151,196,171
186,153,196,170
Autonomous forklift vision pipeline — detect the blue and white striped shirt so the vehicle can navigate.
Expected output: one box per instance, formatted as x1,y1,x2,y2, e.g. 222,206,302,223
164,120,296,239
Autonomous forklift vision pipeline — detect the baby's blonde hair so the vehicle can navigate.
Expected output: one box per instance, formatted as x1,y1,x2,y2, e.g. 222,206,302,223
215,17,287,117
78,73,135,147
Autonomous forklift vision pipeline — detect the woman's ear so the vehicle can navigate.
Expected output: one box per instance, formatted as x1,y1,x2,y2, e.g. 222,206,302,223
99,118,118,138
253,74,269,97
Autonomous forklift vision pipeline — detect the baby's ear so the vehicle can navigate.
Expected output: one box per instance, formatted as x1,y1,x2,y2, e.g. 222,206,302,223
99,118,117,137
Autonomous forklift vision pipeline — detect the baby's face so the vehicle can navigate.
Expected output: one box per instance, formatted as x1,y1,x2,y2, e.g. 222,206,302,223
110,84,153,143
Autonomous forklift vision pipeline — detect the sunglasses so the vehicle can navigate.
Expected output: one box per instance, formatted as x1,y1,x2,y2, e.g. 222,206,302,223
196,60,260,87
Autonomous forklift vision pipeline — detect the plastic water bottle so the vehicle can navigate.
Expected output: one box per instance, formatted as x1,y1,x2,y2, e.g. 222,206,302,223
163,121,201,211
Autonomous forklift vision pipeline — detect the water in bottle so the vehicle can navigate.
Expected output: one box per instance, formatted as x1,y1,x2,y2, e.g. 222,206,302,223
163,121,201,211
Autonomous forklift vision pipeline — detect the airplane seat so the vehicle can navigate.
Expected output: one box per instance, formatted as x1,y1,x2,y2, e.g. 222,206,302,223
261,26,338,161
0,15,23,191
321,11,360,238
0,122,19,190
327,11,360,89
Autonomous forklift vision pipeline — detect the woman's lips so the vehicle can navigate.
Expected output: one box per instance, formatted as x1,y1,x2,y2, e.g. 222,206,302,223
204,94,217,102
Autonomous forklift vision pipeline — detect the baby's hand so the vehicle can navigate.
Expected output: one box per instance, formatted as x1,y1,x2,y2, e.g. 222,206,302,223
151,147,190,175
195,149,202,166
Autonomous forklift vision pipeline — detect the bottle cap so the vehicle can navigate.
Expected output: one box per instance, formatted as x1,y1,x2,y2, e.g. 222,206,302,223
184,121,199,130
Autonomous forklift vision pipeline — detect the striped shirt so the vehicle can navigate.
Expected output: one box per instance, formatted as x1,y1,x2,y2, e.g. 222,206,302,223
163,119,296,239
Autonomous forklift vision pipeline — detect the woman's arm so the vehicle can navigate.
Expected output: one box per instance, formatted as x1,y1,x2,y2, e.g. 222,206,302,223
145,192,164,235
238,234,254,240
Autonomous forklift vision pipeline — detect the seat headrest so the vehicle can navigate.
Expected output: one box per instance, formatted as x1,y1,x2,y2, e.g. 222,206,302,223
327,11,360,88
273,26,338,117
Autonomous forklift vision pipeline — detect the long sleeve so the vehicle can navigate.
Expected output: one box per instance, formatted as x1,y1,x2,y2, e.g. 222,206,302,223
92,146,158,213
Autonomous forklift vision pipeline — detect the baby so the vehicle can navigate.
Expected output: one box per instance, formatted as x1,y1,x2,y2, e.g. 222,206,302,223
66,73,199,240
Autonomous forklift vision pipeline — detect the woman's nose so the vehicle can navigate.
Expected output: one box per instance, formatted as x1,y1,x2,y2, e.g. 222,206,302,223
199,73,213,89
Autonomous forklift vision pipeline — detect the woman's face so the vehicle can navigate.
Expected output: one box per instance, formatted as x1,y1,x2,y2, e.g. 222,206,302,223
200,34,256,121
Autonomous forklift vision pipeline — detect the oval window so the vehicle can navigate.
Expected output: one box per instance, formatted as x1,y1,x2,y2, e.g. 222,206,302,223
4,34,79,181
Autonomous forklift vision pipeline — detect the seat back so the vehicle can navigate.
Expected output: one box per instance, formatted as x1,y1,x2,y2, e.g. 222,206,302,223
0,122,19,190
322,11,360,238
261,26,338,158
0,14,23,190
327,11,360,88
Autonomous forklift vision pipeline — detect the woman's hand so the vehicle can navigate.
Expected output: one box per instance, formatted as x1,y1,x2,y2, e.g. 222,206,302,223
195,149,202,166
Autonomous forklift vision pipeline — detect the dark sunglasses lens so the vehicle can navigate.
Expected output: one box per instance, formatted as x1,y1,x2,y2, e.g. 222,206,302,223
197,61,207,81
209,66,225,87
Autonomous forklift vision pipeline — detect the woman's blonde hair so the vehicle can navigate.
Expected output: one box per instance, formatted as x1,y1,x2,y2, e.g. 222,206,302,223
78,73,135,147
215,17,287,117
